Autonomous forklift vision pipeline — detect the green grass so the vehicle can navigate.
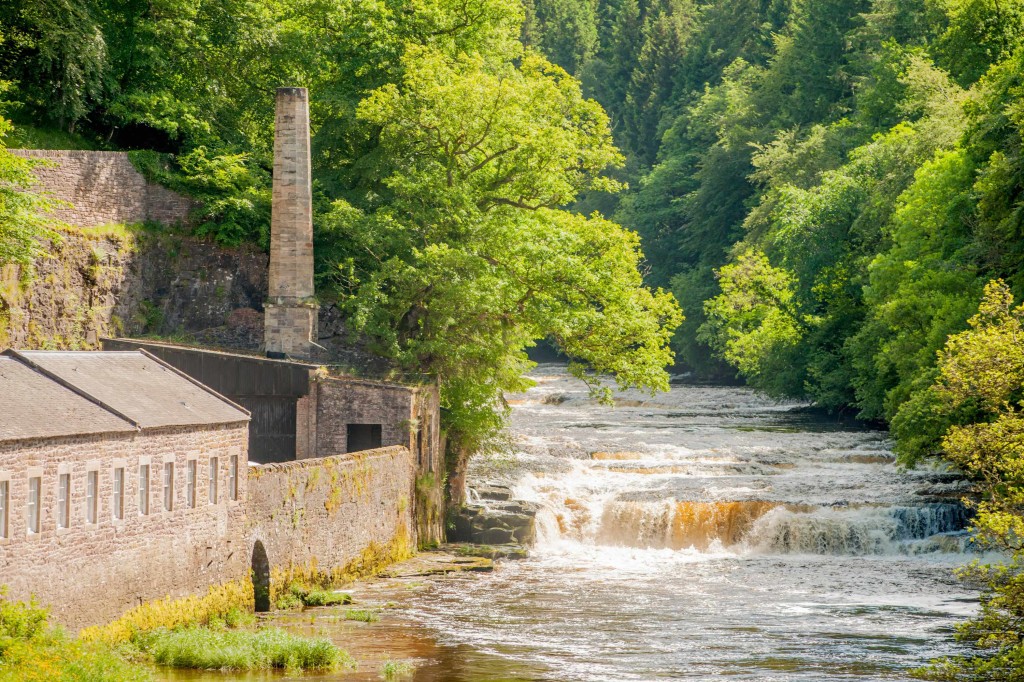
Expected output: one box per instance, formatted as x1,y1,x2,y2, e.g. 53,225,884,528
344,609,380,623
1,589,350,678
380,655,415,675
299,588,353,607
277,584,354,609
135,626,353,671
381,659,416,679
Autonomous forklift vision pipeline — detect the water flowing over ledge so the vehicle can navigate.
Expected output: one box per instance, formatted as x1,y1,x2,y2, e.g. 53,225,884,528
403,366,984,681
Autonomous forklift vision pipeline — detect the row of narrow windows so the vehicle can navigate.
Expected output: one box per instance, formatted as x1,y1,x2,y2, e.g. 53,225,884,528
0,455,239,539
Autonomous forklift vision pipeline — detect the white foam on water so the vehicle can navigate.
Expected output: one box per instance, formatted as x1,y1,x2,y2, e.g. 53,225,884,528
442,367,986,680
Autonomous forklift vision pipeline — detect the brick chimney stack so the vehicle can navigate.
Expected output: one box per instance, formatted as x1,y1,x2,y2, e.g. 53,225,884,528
265,87,318,359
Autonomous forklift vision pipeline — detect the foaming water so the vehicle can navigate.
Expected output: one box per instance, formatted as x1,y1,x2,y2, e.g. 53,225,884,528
403,367,982,680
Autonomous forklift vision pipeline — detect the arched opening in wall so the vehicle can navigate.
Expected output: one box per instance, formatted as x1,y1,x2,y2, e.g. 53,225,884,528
252,541,271,612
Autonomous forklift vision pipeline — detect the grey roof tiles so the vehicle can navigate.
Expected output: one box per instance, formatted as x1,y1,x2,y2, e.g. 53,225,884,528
0,350,249,443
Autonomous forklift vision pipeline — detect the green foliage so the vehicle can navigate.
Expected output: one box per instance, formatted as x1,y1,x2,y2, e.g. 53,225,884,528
343,609,380,623
0,589,151,682
381,658,416,679
128,149,270,246
79,579,255,645
134,626,351,671
0,0,109,131
283,584,352,608
701,249,805,396
330,37,681,465
0,111,61,272
274,591,303,611
913,281,1024,680
5,123,99,150
0,589,48,657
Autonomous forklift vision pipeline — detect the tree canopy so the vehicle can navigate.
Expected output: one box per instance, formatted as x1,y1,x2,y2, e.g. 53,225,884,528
0,0,681,499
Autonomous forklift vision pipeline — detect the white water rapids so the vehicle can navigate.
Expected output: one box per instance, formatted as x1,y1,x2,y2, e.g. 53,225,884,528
401,367,984,681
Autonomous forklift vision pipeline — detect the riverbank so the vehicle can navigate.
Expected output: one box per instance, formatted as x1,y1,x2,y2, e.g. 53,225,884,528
154,550,527,682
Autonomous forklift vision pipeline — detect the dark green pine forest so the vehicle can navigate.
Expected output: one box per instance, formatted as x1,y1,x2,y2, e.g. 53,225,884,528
5,1,1024,677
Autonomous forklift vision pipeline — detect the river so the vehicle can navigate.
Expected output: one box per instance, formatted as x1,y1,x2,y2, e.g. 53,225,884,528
405,366,979,680
162,366,980,681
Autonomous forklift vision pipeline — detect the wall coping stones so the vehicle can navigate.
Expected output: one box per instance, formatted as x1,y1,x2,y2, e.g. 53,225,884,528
247,445,410,474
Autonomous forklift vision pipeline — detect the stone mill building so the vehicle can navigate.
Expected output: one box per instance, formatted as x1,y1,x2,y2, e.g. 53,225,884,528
0,87,445,629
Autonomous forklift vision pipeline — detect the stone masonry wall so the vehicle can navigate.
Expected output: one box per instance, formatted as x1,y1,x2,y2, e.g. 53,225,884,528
246,446,414,586
0,423,249,631
313,378,444,547
12,150,195,227
314,378,417,457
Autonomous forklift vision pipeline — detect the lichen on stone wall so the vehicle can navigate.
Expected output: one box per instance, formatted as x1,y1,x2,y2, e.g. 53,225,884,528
267,526,414,604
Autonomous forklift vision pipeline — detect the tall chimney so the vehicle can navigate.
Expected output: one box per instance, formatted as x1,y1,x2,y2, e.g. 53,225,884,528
265,87,318,359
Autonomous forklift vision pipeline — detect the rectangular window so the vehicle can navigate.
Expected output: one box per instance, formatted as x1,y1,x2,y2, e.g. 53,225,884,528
163,462,174,512
58,473,70,529
86,471,98,524
27,476,40,534
186,460,197,509
229,456,238,501
208,457,218,504
0,480,8,539
138,465,149,516
113,468,124,520
347,424,383,453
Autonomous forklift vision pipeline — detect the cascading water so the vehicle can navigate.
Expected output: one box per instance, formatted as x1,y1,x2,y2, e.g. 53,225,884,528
402,367,984,681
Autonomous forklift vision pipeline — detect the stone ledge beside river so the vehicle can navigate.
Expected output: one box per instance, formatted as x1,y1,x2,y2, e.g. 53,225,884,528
449,483,538,549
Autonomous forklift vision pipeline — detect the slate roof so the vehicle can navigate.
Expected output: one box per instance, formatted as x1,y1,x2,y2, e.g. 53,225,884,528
0,357,136,442
0,350,250,442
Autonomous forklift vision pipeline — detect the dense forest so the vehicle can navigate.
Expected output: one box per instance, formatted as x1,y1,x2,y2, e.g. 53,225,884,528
519,0,1024,466
3,0,1024,677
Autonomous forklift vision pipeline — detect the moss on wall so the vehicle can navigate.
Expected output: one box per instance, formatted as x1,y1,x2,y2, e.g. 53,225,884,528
267,527,415,604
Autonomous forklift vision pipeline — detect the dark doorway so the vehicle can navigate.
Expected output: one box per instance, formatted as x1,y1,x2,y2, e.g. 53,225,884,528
252,541,271,612
238,397,297,463
347,424,382,453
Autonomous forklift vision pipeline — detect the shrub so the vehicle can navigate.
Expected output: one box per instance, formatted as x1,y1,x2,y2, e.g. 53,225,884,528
127,148,270,247
0,589,150,682
0,589,48,655
284,584,353,608
80,580,254,645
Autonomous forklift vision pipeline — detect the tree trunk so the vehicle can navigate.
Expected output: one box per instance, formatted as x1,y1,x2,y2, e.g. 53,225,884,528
445,440,471,507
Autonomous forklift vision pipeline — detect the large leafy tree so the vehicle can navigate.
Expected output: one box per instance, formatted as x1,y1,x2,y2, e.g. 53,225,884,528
326,45,681,500
0,105,58,269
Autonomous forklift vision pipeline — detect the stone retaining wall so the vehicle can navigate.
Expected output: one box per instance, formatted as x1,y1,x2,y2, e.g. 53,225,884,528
12,150,195,227
0,230,266,350
246,446,415,592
